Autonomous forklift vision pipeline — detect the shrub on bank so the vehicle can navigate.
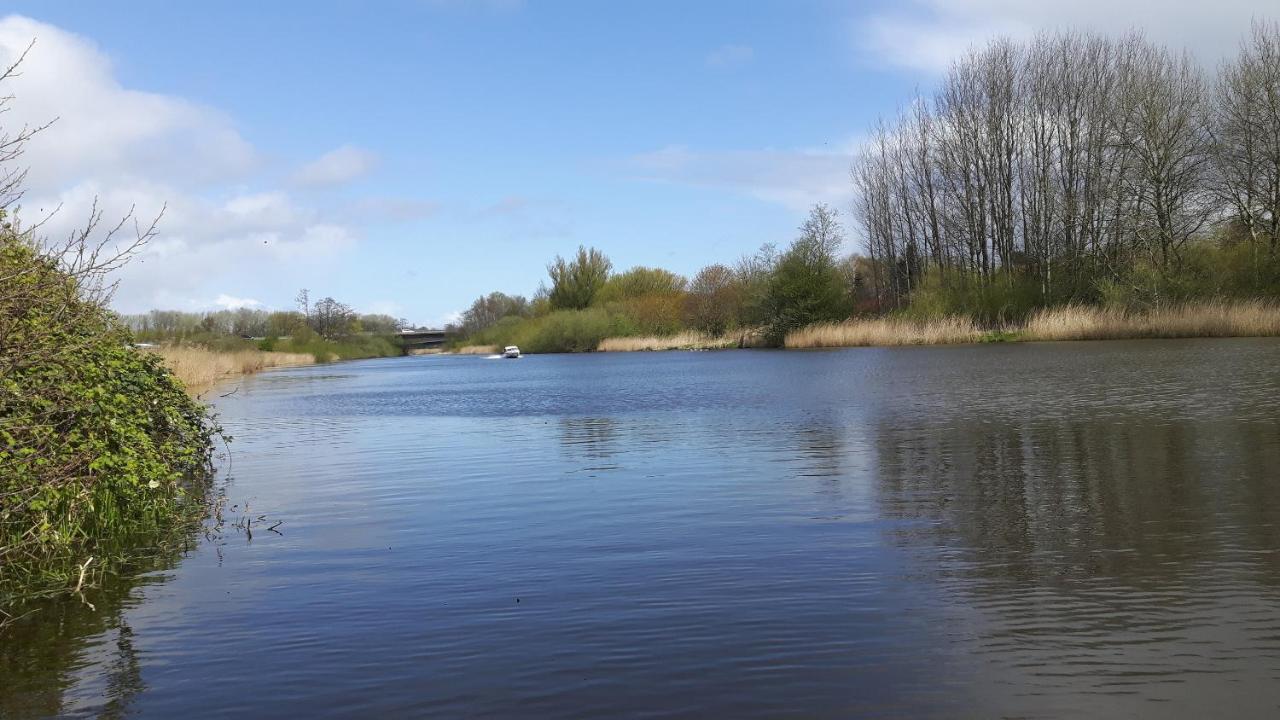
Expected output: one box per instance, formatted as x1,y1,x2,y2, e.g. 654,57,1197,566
0,231,219,591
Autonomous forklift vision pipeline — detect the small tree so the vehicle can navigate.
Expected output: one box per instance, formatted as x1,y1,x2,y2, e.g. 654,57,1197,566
686,264,741,335
764,204,850,344
547,245,612,310
310,296,356,338
295,288,310,321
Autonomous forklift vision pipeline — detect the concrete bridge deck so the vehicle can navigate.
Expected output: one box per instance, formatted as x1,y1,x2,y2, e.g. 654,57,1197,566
398,329,448,351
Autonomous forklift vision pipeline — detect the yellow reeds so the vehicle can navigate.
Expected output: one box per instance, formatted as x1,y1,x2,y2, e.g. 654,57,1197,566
597,330,755,352
1024,301,1280,341
148,346,315,395
785,316,982,348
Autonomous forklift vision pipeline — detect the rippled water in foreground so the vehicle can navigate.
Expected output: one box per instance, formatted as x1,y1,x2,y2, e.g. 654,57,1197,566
5,339,1280,718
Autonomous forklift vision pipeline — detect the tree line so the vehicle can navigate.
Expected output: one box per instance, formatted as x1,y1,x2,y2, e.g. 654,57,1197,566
853,23,1280,316
457,24,1280,349
123,290,408,342
451,203,866,350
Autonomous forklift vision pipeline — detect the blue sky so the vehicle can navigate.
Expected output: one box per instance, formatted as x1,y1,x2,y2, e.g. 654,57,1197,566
0,0,1272,325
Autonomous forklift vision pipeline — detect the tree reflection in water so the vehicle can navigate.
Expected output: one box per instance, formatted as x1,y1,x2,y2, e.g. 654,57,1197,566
1,552,184,717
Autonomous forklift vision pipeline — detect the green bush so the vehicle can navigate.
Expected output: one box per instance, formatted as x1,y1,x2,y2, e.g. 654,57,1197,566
763,243,849,345
904,271,1045,325
1,231,219,593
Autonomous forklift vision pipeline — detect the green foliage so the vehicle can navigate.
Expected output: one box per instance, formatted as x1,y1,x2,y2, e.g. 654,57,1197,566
451,291,530,336
763,207,851,344
979,329,1022,343
904,271,1046,325
764,249,849,344
596,266,687,303
0,232,219,593
1094,239,1280,309
547,245,612,310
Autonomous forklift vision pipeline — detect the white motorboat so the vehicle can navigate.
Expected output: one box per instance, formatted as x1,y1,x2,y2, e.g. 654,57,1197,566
503,345,522,358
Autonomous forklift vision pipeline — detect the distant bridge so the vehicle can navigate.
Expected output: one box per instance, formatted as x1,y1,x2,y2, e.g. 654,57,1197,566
398,328,448,351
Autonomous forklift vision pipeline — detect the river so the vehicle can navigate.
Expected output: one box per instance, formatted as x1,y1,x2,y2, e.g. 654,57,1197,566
4,339,1280,718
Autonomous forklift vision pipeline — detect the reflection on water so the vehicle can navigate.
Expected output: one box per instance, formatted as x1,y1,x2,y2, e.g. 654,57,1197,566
4,339,1280,718
1,556,183,718
874,416,1280,714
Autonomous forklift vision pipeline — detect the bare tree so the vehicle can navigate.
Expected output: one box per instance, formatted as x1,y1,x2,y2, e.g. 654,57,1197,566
1210,19,1280,254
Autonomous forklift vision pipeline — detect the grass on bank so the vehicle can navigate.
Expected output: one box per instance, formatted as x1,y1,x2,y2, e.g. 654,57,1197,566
783,301,1280,348
148,347,315,395
785,316,982,348
597,330,761,352
1023,301,1280,341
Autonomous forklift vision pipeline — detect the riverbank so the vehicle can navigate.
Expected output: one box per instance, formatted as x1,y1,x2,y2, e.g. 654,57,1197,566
598,331,751,352
1021,302,1280,341
446,302,1280,355
148,346,315,396
786,301,1280,348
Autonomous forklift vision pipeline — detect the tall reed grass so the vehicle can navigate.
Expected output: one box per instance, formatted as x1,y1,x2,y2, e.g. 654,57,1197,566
149,346,314,395
785,316,982,348
1024,301,1280,341
597,331,741,352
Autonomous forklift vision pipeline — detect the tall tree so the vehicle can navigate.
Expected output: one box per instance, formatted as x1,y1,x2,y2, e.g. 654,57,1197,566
547,245,612,310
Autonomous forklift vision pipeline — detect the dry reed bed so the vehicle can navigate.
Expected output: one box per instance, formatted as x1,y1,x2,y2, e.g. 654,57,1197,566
1024,301,1280,341
597,330,759,352
149,346,315,395
785,316,982,348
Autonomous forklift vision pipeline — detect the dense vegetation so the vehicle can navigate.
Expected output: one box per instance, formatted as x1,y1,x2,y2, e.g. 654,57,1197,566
1,219,219,599
122,293,407,362
853,23,1280,322
452,24,1280,351
450,204,858,352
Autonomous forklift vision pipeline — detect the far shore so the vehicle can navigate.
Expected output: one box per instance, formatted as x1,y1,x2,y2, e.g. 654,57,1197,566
446,301,1280,355
158,301,1280,394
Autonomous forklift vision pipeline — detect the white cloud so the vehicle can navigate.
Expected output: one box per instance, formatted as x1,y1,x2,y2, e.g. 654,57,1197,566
214,294,261,310
628,142,858,211
858,0,1278,72
0,15,368,313
706,44,754,69
0,15,256,193
292,145,378,187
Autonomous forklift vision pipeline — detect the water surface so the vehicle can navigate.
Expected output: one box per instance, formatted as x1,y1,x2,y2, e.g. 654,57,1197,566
5,340,1280,718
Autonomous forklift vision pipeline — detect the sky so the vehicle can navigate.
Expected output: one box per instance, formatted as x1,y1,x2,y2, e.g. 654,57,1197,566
0,0,1275,326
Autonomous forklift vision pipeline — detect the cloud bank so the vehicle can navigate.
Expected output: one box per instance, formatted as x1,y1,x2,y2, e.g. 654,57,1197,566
0,15,367,313
859,0,1277,72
